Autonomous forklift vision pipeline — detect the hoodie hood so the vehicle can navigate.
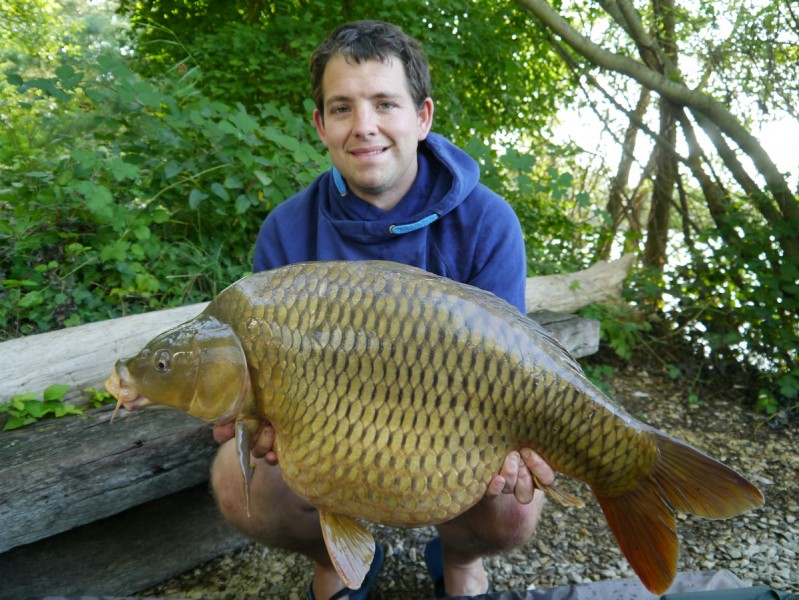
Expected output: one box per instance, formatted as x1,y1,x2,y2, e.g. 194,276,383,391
319,132,480,243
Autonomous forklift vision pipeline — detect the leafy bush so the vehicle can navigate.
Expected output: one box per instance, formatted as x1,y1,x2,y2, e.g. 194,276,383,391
1,54,327,339
660,229,799,414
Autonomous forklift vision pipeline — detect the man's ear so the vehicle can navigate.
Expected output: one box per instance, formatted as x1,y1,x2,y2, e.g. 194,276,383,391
313,109,328,147
417,98,434,140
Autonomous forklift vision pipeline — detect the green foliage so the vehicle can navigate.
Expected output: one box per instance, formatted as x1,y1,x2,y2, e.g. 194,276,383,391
755,391,778,416
1,53,327,338
0,385,82,430
658,219,799,413
85,386,116,409
580,302,653,361
114,0,572,145
582,363,614,397
0,384,116,430
4,0,796,420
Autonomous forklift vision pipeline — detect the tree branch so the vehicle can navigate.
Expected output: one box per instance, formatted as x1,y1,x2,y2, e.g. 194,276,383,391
514,0,799,260
513,0,795,208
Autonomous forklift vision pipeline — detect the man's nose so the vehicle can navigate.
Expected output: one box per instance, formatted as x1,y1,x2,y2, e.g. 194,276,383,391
352,107,377,136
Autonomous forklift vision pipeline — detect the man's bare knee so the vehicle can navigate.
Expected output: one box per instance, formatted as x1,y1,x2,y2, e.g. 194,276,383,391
211,440,248,528
439,489,546,555
210,441,327,555
491,490,545,550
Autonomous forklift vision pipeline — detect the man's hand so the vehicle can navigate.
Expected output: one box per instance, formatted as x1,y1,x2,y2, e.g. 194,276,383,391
212,421,279,466
485,449,554,504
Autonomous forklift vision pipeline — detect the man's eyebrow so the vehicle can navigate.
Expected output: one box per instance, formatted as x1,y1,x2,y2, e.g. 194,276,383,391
325,92,404,107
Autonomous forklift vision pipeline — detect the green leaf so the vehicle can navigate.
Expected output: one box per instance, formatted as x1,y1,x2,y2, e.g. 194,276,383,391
55,404,83,417
253,170,272,186
18,290,44,308
74,181,114,220
23,77,70,101
263,127,300,152
235,195,251,214
133,224,151,240
165,161,182,178
228,111,258,134
211,182,229,200
151,208,170,224
189,189,209,208
43,384,70,402
132,81,163,107
100,239,131,262
109,159,140,182
2,279,39,288
224,174,243,189
4,416,35,431
55,64,83,90
27,401,53,418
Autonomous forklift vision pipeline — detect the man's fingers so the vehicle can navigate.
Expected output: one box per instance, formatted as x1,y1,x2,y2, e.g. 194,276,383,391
251,425,276,459
520,448,555,486
486,475,506,498
513,459,535,504
499,451,520,493
212,421,236,445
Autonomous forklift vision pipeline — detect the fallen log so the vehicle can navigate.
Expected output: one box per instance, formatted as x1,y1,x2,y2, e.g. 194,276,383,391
525,254,635,313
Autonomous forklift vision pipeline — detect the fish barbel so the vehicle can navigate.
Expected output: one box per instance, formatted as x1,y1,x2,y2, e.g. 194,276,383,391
104,260,764,594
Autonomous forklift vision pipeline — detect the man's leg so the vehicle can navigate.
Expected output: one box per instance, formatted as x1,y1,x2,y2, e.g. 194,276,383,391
435,488,546,596
211,440,348,599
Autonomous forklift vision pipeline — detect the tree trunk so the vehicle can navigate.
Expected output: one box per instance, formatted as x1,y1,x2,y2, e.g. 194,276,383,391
643,0,679,271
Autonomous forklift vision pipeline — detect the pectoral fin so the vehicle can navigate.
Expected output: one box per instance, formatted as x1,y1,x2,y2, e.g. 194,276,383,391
234,418,260,517
318,510,375,590
534,476,585,508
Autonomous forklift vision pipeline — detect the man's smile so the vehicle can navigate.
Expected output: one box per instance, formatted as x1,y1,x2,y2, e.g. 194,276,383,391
350,146,389,156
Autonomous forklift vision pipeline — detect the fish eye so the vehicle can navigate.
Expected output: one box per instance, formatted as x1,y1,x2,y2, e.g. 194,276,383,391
154,349,172,372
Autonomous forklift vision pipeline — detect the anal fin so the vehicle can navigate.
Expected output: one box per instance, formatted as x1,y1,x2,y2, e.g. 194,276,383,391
593,478,679,596
319,510,376,590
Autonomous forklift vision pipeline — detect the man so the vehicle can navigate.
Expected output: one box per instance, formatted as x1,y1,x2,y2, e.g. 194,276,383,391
211,20,555,600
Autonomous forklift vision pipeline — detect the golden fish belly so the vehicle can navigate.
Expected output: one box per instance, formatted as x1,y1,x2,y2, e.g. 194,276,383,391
206,261,657,525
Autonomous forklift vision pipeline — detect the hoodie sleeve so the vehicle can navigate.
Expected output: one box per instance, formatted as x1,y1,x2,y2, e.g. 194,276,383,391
252,178,324,272
253,214,287,272
467,194,527,314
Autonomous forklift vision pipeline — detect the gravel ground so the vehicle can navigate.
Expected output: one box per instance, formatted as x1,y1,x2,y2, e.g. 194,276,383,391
141,361,798,599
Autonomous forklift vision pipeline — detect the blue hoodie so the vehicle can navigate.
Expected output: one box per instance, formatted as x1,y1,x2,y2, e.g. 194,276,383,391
253,132,527,312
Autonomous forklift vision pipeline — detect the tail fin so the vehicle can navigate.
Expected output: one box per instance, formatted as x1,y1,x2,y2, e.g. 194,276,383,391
593,431,764,595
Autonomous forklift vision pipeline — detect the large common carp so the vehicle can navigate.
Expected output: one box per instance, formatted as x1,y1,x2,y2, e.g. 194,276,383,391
104,260,763,594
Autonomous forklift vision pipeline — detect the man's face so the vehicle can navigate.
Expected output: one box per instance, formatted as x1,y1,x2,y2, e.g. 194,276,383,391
313,55,434,211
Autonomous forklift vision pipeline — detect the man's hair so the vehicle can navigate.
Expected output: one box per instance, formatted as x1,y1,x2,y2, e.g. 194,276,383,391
310,20,432,113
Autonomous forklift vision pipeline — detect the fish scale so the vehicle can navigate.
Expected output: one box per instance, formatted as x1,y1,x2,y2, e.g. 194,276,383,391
106,259,764,594
209,262,645,522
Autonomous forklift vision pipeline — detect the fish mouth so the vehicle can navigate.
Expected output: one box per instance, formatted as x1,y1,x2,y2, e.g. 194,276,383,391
104,362,152,421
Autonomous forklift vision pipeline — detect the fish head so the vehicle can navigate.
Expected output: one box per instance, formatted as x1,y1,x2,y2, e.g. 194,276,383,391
104,314,250,423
